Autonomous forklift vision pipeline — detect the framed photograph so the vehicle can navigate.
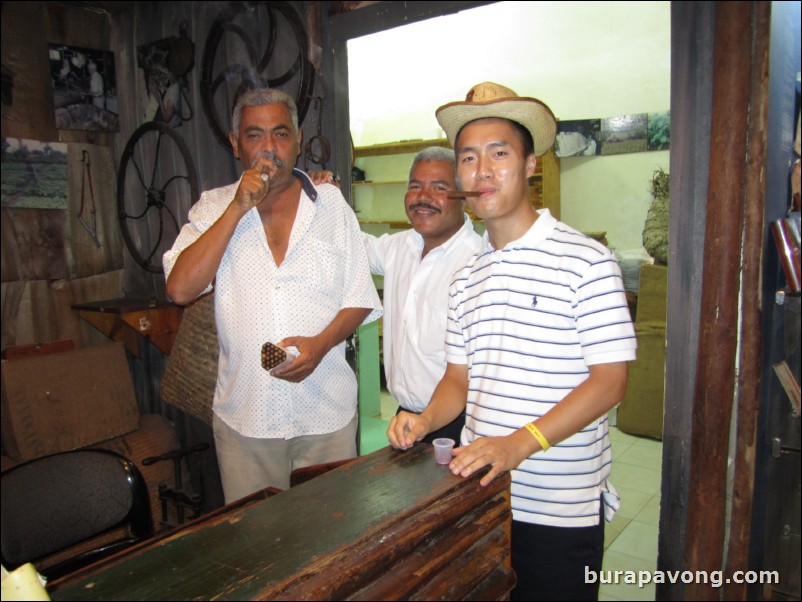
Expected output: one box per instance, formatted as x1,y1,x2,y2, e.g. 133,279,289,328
555,119,601,157
1,138,68,209
137,37,192,127
600,114,648,155
48,44,119,131
647,111,671,151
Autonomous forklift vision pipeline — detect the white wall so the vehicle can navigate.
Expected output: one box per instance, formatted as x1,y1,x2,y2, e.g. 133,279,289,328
347,1,670,252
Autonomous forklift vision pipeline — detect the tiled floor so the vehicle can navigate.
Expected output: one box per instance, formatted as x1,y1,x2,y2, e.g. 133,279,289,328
601,415,662,601
360,393,662,601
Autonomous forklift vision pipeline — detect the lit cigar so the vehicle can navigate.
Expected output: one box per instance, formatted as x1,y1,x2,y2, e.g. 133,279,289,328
445,191,481,198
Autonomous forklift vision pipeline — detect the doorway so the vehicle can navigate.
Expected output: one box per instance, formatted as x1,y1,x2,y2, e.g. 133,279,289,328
329,2,670,599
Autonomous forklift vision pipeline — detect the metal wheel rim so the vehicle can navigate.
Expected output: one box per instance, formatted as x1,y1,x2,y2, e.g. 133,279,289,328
117,121,199,273
200,1,315,153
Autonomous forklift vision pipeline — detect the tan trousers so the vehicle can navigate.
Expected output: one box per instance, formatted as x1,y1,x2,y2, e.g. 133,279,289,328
213,412,358,503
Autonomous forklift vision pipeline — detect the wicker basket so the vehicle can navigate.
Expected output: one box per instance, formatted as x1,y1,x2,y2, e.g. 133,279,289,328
160,293,217,425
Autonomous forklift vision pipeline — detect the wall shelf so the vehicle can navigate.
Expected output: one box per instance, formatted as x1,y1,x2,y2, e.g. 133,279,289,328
352,180,406,187
353,138,449,158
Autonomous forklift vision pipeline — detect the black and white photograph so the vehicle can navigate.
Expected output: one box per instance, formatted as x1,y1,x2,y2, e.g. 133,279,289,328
555,119,601,157
49,44,119,131
137,37,192,128
1,137,68,209
600,113,648,155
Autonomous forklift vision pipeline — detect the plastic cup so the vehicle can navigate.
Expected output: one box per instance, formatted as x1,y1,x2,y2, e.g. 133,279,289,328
433,438,455,465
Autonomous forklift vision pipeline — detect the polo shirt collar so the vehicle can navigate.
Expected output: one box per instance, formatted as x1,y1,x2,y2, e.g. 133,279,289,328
482,208,557,252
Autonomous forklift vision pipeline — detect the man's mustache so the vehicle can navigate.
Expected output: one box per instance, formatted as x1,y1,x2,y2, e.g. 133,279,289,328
250,151,285,169
409,202,441,213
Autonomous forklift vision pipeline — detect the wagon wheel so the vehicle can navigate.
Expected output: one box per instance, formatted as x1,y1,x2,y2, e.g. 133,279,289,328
201,0,315,152
117,121,199,273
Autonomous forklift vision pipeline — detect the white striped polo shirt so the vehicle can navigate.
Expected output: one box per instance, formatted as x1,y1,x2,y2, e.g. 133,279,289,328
446,209,637,527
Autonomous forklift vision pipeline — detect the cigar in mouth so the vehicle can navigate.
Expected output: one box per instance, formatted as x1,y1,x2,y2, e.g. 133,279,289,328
445,191,481,198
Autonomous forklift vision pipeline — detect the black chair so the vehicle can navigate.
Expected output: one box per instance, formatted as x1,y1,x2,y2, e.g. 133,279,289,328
1,449,152,580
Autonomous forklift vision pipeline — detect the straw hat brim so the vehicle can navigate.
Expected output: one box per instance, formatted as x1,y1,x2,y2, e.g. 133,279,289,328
436,96,557,156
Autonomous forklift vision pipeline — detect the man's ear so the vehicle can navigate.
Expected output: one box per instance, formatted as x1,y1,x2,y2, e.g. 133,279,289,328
526,153,537,179
229,131,239,159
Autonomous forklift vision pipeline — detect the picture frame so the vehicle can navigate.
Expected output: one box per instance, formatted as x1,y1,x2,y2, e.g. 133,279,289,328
48,44,119,131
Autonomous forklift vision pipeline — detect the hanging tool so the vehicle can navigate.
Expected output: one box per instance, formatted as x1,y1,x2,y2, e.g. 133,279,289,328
78,149,101,248
305,96,331,170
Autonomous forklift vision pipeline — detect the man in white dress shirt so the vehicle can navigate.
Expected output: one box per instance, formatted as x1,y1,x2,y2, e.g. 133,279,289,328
164,88,381,502
365,147,482,443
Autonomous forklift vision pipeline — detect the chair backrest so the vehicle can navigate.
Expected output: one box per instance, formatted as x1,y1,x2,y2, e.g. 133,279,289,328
1,449,152,578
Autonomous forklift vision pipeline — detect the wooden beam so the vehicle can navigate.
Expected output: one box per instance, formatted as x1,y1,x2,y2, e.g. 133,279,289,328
723,2,771,599
683,2,753,598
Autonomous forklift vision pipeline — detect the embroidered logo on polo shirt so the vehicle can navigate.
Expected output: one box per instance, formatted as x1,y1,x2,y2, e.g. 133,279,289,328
531,296,538,308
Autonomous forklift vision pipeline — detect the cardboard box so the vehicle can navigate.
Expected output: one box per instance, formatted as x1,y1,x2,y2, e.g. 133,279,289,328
1,342,139,461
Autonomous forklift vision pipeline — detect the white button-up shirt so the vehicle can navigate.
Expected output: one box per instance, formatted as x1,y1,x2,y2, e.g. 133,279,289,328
164,171,382,439
364,215,481,412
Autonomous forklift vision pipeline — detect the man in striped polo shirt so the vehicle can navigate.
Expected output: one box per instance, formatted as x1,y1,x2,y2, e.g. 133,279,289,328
388,82,637,601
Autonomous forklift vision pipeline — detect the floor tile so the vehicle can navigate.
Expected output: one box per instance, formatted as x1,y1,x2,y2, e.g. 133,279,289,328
633,494,661,527
610,463,662,495
611,439,634,461
605,515,631,548
608,519,659,562
614,487,654,520
599,578,656,601
615,443,664,470
609,427,644,448
599,550,658,601
602,549,658,573
631,436,663,451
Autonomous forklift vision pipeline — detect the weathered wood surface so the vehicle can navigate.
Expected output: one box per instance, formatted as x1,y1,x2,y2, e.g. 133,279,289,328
72,297,183,356
50,444,514,601
0,208,68,282
722,3,770,600
0,272,125,351
65,144,125,278
683,3,753,600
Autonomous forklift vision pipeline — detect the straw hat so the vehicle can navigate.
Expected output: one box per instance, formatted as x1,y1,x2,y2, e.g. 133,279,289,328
436,82,557,156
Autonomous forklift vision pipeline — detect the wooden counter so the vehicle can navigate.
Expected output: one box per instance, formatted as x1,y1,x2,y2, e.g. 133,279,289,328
49,444,514,601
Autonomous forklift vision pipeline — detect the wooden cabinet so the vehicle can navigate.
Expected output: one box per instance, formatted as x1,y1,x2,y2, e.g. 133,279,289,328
353,138,561,224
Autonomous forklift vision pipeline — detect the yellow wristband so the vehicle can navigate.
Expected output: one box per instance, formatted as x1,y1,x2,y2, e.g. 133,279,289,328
524,423,551,451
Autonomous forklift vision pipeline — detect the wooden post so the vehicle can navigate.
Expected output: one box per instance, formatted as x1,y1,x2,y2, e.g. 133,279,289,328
683,2,753,599
723,2,771,600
